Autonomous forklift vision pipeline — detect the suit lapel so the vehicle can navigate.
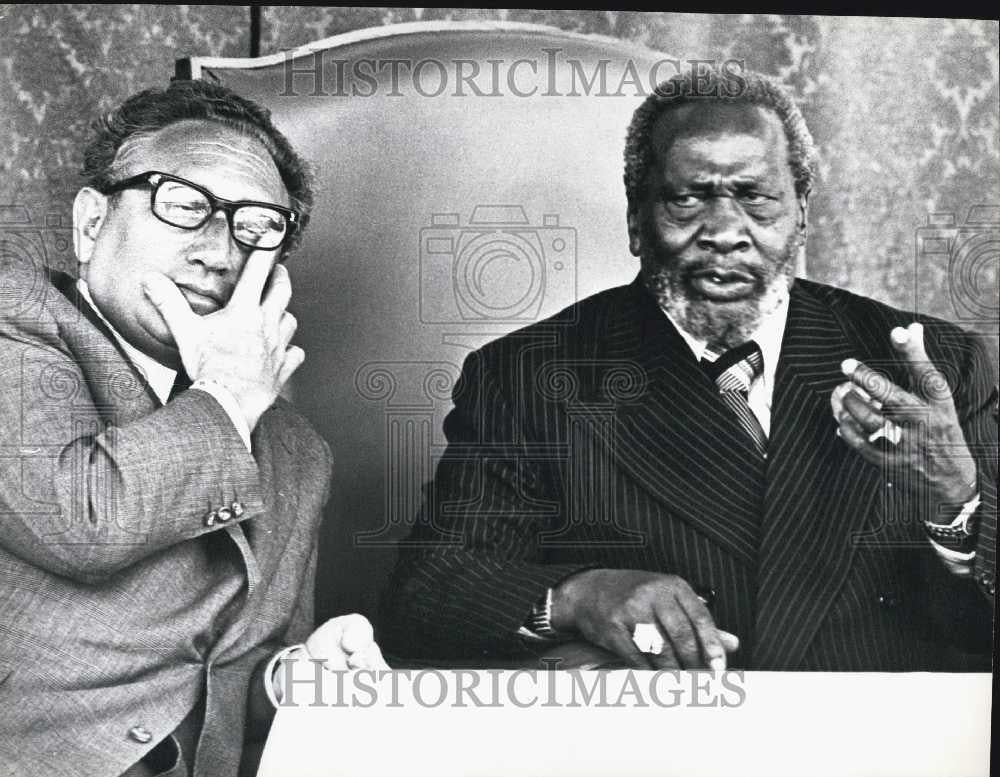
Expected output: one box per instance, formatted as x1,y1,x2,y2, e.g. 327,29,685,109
48,270,161,421
599,280,765,565
753,281,882,669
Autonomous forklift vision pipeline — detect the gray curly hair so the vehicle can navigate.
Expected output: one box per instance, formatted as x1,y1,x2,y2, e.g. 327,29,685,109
82,79,314,252
624,66,817,210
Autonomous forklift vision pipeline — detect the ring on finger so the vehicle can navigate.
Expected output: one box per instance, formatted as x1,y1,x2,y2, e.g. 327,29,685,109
868,419,902,445
632,623,664,655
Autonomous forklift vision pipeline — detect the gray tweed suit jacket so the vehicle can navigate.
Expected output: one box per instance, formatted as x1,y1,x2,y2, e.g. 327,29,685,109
0,264,331,777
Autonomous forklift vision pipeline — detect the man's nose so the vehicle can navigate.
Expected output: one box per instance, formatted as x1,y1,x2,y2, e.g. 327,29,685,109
695,196,751,254
187,210,243,272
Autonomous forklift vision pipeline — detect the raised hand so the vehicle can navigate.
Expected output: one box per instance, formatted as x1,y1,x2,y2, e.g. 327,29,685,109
551,569,740,670
141,250,303,431
831,322,977,509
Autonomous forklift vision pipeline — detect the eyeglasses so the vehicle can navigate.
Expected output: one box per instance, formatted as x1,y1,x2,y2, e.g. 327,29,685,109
102,171,299,252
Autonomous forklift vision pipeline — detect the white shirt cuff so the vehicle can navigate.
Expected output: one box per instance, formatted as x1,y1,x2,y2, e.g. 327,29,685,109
925,490,980,577
191,379,252,451
927,537,975,576
266,643,307,704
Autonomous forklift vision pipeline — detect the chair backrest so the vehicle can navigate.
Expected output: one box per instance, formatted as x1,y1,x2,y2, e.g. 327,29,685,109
179,21,682,622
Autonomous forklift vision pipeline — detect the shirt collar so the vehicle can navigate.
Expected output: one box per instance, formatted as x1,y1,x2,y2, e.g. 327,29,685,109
76,279,177,405
661,289,789,391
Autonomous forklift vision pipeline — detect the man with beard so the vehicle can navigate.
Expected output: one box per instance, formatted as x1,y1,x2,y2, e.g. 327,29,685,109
385,68,996,671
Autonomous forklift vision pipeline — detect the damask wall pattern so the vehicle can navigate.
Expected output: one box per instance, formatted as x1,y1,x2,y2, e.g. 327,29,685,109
2,6,997,348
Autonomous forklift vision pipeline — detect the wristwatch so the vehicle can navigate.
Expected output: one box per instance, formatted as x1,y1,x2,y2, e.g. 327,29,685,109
923,489,980,545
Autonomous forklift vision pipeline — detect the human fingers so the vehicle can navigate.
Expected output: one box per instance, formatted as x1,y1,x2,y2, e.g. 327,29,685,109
229,249,278,308
837,411,900,467
304,618,349,670
261,263,292,321
346,641,390,671
832,382,881,419
141,273,199,347
830,382,850,420
629,621,682,670
890,324,953,406
841,358,923,418
276,346,305,387
674,589,726,670
610,626,656,669
338,614,376,655
841,389,886,434
278,311,297,348
718,630,740,654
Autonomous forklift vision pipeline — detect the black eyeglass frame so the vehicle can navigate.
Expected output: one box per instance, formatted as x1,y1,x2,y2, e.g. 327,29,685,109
101,170,300,251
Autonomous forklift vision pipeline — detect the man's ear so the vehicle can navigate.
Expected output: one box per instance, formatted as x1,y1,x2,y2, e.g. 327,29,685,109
627,207,642,257
796,190,810,242
72,188,108,265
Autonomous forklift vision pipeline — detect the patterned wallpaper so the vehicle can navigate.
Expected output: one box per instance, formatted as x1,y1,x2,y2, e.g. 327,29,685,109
2,6,997,346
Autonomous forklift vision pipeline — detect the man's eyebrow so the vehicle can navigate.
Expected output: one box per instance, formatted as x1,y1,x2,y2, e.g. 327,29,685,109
677,174,774,189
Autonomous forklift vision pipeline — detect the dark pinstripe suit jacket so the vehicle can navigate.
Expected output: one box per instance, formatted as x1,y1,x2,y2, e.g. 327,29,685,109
386,276,996,670
0,268,332,776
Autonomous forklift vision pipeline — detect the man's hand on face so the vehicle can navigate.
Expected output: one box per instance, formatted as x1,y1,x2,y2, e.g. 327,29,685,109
141,250,303,431
831,322,978,509
551,569,740,670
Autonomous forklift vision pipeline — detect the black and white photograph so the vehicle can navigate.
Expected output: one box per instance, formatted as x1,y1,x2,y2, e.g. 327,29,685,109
0,5,996,777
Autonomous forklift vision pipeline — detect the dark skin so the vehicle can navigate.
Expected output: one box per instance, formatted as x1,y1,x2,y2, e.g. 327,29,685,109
550,103,978,670
833,323,977,507
551,103,804,670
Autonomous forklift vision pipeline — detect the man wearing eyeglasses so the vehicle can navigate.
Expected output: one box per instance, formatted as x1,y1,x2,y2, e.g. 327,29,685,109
0,80,385,777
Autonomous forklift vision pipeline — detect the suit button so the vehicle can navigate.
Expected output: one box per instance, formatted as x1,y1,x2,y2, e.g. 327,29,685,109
216,506,233,523
203,510,218,527
231,501,245,517
878,592,902,608
128,725,152,744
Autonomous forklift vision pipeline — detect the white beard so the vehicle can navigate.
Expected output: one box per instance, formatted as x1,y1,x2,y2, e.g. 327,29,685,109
640,233,800,351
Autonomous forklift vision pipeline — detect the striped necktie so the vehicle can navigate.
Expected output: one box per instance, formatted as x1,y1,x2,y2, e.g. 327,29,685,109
701,340,768,459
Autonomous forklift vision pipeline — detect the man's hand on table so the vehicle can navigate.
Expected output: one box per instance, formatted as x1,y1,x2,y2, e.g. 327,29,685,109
550,569,740,670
